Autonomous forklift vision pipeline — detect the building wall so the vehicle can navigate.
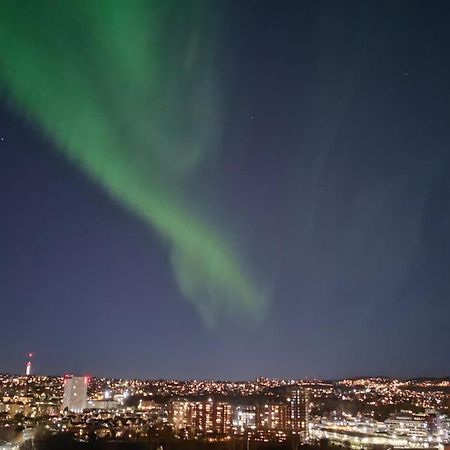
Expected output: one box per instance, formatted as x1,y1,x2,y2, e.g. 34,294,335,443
287,388,309,436
169,400,232,434
61,376,88,413
256,403,287,430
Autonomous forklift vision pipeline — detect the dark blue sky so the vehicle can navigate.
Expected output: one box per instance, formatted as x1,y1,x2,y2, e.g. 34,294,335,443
1,1,449,380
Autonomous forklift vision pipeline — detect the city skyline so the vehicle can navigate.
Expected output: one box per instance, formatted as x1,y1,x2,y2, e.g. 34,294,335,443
0,372,448,448
5,354,450,383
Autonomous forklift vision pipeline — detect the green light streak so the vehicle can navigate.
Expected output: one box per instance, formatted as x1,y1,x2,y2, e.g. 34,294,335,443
0,0,268,327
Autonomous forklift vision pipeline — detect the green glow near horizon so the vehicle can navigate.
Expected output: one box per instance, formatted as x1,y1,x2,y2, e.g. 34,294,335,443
0,1,269,327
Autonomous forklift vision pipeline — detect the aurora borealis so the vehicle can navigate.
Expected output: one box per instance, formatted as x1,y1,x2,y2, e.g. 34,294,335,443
1,1,450,379
0,1,268,327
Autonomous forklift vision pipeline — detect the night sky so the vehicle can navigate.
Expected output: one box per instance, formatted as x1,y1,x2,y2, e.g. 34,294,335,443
1,1,449,380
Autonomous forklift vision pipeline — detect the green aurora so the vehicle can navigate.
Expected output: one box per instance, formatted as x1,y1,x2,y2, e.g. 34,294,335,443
0,1,269,327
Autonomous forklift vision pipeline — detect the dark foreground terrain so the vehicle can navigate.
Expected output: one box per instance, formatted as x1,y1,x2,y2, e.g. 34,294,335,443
31,436,334,450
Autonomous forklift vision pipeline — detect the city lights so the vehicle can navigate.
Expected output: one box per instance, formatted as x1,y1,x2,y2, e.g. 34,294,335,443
0,374,448,448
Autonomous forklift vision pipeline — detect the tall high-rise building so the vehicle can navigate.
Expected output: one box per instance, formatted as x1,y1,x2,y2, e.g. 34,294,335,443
286,387,309,438
61,375,88,413
170,400,191,430
256,402,287,431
